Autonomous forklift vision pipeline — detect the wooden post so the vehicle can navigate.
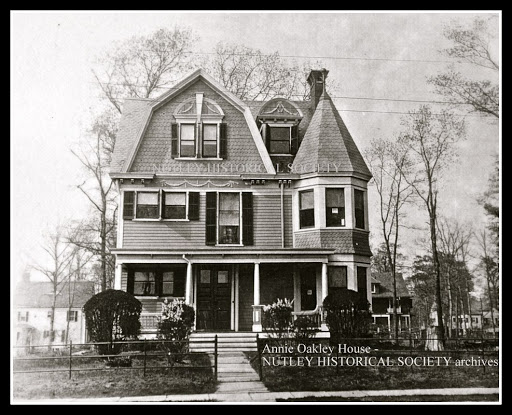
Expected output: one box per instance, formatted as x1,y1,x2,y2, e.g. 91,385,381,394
143,338,147,377
214,335,218,381
69,341,72,379
256,333,263,381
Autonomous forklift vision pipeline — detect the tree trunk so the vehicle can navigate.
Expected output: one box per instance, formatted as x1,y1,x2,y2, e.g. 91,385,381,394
100,205,107,292
466,277,473,332
429,201,445,348
485,258,496,337
446,266,453,338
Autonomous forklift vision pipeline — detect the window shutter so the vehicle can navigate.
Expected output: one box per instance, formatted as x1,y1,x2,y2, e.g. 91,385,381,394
205,192,217,245
171,123,178,158
188,192,200,220
219,123,227,158
123,191,135,220
242,192,254,246
127,270,134,294
291,125,299,155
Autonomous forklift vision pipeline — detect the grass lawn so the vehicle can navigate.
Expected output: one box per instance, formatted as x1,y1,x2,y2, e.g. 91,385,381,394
246,352,499,392
13,352,216,400
277,394,500,402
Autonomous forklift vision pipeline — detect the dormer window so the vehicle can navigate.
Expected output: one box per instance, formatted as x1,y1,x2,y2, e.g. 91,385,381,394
257,98,303,156
171,94,226,159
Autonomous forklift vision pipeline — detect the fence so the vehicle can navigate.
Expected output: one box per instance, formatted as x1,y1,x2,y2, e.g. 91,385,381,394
13,337,219,381
255,335,499,381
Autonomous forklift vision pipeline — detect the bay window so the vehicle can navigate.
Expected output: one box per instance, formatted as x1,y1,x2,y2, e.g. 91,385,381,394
326,188,345,227
299,190,315,229
354,189,366,229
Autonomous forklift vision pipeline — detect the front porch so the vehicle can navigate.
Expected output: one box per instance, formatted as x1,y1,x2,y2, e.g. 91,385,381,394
113,248,362,335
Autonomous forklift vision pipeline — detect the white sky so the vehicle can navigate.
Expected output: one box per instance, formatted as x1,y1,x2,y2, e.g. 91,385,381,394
11,11,500,282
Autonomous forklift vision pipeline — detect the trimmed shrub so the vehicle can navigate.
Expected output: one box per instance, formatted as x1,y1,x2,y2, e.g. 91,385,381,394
262,298,294,348
157,298,195,365
293,316,319,343
323,288,372,344
83,289,142,355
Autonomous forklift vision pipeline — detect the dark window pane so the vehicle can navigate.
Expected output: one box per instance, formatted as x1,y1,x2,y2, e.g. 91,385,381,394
300,209,315,228
328,266,347,288
133,272,156,295
326,188,344,207
203,142,217,157
269,140,290,154
269,127,290,154
136,205,159,219
219,226,240,244
354,189,365,229
180,142,195,157
164,206,186,219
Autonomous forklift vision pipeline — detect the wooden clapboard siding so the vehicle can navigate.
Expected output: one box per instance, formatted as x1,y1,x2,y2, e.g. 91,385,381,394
139,298,161,314
238,264,254,332
122,192,293,249
123,194,206,249
253,194,293,248
121,269,128,291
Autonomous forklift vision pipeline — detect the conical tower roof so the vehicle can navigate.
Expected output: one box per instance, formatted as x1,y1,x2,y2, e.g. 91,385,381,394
291,92,371,178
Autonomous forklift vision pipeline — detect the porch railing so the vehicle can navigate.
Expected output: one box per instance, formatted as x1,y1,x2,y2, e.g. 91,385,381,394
292,306,323,328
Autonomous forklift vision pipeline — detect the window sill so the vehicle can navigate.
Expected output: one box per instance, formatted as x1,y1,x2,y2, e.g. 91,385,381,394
134,296,159,299
133,218,160,221
132,218,190,222
175,157,224,161
161,219,189,222
215,244,244,247
295,227,317,232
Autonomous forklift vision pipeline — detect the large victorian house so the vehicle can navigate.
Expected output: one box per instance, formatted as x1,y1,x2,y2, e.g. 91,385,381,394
110,68,372,335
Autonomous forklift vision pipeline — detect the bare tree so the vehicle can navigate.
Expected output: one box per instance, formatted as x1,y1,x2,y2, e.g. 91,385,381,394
366,139,414,340
437,218,473,336
428,16,499,118
64,247,92,345
397,106,466,347
93,27,198,113
71,113,119,292
477,229,498,336
208,42,337,100
31,228,75,347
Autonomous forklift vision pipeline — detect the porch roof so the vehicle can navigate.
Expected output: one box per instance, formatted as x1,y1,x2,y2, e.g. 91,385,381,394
113,247,335,263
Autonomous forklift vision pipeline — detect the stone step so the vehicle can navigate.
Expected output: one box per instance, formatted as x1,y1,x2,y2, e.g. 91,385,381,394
217,374,261,382
191,332,257,338
189,347,257,353
216,382,269,393
218,366,255,373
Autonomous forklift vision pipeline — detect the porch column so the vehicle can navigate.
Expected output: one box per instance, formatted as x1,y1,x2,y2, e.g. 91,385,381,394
252,262,262,332
114,263,122,290
185,262,193,305
320,263,329,331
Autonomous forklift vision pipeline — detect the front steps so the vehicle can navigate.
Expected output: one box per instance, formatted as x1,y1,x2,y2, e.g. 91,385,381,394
189,332,258,353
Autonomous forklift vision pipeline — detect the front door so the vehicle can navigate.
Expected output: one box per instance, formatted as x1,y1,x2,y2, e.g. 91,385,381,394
196,266,231,330
300,266,317,311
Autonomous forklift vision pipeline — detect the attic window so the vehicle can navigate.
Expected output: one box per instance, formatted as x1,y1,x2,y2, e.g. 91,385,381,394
172,94,225,159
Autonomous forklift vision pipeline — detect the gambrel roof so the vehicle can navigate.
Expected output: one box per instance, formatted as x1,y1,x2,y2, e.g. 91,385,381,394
110,69,275,175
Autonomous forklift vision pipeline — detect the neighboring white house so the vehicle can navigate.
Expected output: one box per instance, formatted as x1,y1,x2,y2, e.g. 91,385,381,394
14,277,95,351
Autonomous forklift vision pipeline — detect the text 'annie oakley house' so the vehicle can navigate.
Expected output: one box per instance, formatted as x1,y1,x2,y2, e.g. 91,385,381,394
109,68,372,336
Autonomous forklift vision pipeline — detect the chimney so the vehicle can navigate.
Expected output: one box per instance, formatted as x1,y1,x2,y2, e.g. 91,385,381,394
307,68,329,111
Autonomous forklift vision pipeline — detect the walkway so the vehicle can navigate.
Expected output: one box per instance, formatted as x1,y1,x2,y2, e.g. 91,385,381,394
23,387,500,403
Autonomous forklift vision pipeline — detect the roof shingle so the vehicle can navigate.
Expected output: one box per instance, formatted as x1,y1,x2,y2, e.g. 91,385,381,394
291,92,372,178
